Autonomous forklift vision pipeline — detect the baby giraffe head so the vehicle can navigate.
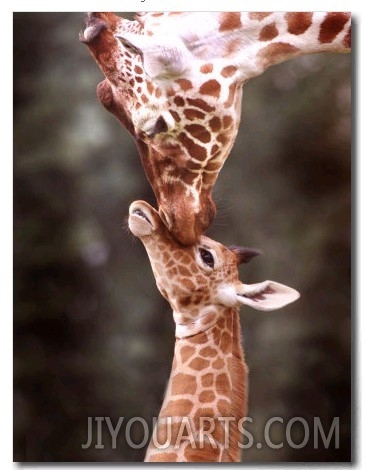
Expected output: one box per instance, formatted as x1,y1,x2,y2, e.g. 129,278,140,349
128,200,300,337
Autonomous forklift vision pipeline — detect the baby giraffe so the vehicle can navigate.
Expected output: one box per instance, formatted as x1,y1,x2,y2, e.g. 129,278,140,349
128,200,299,462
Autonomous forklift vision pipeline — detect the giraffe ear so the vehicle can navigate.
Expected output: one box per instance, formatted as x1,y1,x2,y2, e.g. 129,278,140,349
235,281,300,311
115,32,190,78
228,246,262,265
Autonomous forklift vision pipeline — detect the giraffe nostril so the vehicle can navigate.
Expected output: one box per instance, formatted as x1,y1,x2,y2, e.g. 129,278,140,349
153,115,168,134
152,111,175,136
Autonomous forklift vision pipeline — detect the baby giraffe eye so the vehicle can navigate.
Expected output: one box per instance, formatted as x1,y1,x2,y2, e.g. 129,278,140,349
199,248,215,269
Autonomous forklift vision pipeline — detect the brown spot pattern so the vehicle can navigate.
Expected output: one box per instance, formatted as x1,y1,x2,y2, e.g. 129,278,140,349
175,78,193,91
154,421,183,446
179,133,208,161
180,345,196,363
189,357,209,371
184,109,206,121
199,79,222,98
178,265,193,277
199,390,215,403
319,13,350,44
209,116,221,132
220,331,231,353
173,251,184,261
222,115,233,129
226,39,241,56
179,295,192,307
216,373,230,393
186,160,202,171
212,357,225,369
257,42,300,68
285,12,313,35
210,144,220,157
202,173,216,186
205,160,221,172
146,82,154,95
217,133,228,146
219,12,242,32
187,98,215,113
200,63,213,74
200,313,216,326
194,407,215,422
248,12,272,21
217,398,231,415
185,124,211,143
134,65,143,74
189,332,209,345
200,346,217,357
224,82,237,108
182,254,194,265
163,398,194,417
343,27,351,48
221,65,237,78
259,22,279,41
171,373,197,395
201,373,214,387
180,277,196,291
192,292,202,303
170,110,181,123
174,96,185,107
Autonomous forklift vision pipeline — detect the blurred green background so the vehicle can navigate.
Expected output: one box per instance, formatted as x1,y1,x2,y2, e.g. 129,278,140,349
13,13,351,462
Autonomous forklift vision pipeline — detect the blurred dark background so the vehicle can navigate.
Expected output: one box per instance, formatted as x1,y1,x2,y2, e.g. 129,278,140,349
13,13,351,462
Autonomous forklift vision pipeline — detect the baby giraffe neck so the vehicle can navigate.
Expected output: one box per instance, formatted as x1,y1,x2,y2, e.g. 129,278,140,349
144,308,248,462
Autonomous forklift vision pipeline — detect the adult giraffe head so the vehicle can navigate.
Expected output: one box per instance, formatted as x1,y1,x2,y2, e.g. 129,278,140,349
81,12,351,245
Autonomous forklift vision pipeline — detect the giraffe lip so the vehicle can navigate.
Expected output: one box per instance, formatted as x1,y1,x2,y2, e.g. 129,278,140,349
129,201,158,238
132,209,152,225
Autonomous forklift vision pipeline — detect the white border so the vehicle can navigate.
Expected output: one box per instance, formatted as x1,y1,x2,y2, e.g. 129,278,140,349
5,2,361,469
7,1,362,13
3,8,13,470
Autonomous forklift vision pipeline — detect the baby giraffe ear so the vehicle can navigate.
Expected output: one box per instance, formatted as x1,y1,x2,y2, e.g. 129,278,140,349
236,281,300,311
115,32,190,78
228,246,263,265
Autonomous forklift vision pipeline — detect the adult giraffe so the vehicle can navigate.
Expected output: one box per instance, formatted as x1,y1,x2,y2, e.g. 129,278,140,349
128,200,299,462
81,12,351,245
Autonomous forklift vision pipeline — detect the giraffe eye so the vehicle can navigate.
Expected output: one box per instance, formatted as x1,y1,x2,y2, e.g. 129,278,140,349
199,248,215,269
